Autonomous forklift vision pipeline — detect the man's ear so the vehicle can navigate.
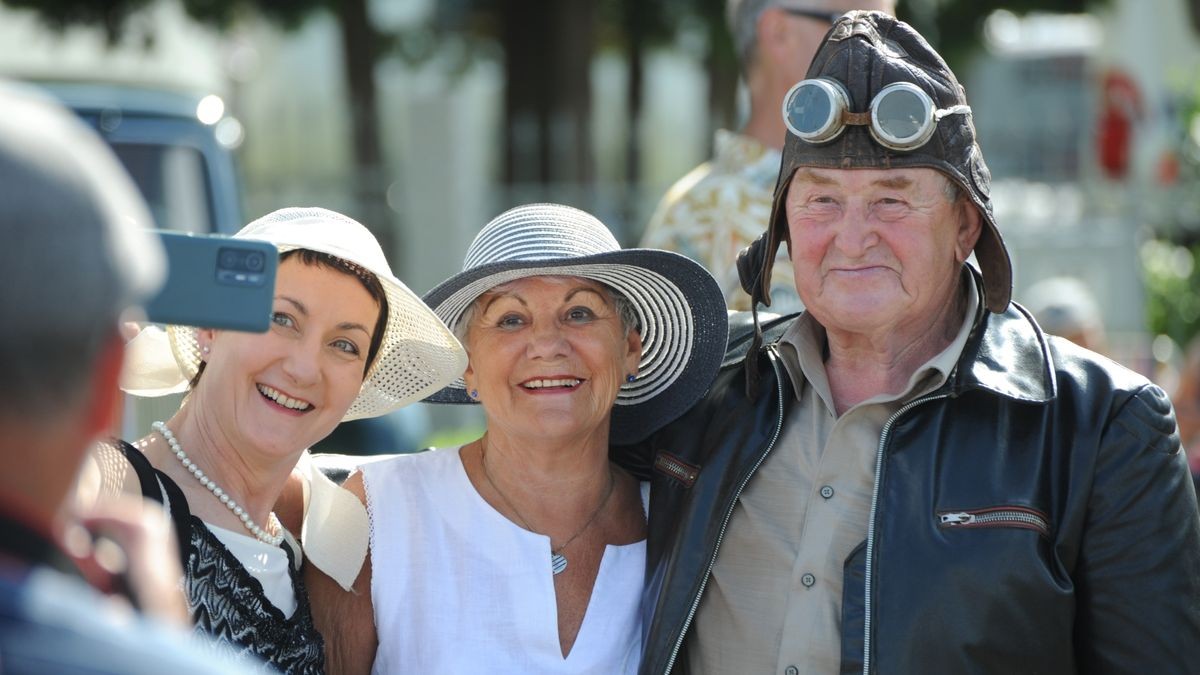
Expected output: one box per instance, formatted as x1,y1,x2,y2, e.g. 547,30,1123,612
956,202,984,264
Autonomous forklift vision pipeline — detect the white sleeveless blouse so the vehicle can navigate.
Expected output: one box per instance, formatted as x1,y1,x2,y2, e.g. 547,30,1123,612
362,446,646,674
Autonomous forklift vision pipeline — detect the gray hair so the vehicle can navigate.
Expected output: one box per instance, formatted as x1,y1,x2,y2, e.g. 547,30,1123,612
453,281,640,349
0,82,164,418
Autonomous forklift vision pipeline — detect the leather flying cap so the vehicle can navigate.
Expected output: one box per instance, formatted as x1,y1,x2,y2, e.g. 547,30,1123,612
744,10,1012,313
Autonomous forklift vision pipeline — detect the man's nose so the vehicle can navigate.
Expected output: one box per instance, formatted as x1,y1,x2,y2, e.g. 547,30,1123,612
833,202,880,257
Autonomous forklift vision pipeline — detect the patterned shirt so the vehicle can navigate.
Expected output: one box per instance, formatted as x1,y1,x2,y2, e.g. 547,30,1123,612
640,130,802,313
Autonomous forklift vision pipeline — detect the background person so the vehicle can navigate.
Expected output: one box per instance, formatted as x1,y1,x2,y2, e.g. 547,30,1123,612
1024,275,1108,354
98,207,466,671
633,12,1200,674
0,81,256,674
640,0,893,313
305,203,728,673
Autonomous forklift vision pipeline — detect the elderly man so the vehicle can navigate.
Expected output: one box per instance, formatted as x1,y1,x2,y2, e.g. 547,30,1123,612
0,83,253,673
630,12,1200,674
641,0,893,313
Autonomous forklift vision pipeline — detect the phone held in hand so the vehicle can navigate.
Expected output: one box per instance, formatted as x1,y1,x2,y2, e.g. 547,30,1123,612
143,231,277,332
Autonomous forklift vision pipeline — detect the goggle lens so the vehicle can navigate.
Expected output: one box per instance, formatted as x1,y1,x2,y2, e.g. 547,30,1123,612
782,79,847,143
873,86,928,145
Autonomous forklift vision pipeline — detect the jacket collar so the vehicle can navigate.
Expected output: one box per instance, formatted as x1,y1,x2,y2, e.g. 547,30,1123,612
947,267,1055,403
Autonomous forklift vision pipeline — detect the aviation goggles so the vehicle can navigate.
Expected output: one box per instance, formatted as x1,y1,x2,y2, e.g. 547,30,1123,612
782,78,972,151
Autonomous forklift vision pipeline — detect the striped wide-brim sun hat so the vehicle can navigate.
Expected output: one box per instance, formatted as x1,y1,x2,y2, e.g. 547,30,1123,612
423,203,729,445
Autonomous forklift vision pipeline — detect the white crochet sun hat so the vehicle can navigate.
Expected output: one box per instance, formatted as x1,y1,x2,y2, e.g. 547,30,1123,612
122,207,467,421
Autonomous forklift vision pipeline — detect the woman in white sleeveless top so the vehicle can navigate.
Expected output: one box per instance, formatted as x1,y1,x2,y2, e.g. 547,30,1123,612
306,203,728,673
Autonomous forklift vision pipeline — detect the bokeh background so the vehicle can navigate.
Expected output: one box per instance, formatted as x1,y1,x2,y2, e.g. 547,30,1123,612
4,0,1200,450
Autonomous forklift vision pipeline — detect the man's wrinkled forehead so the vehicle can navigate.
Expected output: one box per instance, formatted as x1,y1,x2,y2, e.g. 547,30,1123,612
788,166,951,192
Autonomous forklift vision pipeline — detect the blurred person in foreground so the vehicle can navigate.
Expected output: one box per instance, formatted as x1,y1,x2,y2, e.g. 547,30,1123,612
0,82,257,674
630,12,1200,674
99,207,466,671
640,0,893,313
304,203,728,673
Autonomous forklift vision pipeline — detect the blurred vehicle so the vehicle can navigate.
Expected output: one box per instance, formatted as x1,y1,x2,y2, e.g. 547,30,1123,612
30,80,243,234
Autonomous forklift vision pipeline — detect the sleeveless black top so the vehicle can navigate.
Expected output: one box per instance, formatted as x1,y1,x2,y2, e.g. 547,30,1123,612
115,440,325,673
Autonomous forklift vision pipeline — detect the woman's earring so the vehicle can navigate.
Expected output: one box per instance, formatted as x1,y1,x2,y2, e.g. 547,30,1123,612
626,374,636,383
202,346,211,355
469,389,479,400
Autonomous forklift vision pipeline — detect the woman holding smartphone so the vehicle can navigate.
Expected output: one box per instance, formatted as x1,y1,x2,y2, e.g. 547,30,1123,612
88,207,466,673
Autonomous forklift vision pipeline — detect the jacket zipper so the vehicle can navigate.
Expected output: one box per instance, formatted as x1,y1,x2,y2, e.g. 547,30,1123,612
938,507,1050,536
862,392,947,675
661,347,787,675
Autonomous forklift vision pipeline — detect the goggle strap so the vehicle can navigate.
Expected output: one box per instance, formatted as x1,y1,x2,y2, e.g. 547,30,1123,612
842,110,872,127
934,104,972,121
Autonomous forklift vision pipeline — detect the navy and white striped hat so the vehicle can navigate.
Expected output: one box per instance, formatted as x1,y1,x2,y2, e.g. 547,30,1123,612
423,203,729,445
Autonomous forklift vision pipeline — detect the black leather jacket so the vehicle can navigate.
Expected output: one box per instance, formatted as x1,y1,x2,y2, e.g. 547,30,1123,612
621,297,1200,674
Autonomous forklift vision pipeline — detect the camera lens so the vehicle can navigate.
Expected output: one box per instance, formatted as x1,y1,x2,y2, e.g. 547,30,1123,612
244,251,264,271
219,250,239,270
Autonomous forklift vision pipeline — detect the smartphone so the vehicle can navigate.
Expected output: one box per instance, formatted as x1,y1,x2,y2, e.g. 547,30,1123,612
143,231,277,332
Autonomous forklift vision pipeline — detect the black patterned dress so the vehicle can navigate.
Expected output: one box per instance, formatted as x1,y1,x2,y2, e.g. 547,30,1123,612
116,440,325,673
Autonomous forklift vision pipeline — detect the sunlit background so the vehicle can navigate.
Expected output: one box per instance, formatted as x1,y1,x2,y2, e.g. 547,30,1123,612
4,0,1200,450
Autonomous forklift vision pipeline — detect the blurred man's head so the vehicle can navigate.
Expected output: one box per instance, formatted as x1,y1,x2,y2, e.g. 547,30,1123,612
727,0,896,83
1025,276,1106,353
0,82,163,507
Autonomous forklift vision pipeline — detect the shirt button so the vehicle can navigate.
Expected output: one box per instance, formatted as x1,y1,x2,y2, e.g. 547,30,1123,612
785,667,800,675
819,485,834,499
801,573,815,588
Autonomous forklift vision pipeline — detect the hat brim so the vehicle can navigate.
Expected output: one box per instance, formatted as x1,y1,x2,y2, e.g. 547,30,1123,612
422,249,729,445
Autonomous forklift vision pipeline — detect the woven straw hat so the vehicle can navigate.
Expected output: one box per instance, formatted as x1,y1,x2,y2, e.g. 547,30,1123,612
123,207,467,421
423,203,728,445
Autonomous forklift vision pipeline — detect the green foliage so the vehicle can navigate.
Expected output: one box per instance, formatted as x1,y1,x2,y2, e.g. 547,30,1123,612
1142,239,1200,349
0,0,325,40
896,0,1111,70
179,0,324,32
1,0,154,42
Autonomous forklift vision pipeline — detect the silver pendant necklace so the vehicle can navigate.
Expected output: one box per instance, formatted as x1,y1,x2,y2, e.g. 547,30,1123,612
479,437,614,575
153,421,283,546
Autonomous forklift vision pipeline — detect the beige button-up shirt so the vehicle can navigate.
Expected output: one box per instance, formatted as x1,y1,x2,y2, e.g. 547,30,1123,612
687,275,979,674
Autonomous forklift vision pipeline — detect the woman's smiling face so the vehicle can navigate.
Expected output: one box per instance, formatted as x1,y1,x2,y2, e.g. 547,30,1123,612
193,255,380,458
462,275,641,444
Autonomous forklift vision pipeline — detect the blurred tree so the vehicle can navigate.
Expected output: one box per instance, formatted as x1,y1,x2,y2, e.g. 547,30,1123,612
4,0,396,254
1,0,155,42
896,0,1112,71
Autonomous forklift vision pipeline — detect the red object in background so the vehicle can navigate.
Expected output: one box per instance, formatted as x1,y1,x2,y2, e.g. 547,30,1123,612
1157,151,1181,186
1097,69,1143,180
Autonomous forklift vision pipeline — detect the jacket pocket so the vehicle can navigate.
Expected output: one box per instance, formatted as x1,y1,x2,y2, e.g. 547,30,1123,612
937,505,1050,538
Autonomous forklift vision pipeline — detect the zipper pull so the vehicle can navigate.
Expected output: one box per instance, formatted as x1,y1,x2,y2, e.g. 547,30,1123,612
940,512,975,525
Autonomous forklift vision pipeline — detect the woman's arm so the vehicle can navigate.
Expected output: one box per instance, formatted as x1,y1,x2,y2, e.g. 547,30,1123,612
304,470,378,675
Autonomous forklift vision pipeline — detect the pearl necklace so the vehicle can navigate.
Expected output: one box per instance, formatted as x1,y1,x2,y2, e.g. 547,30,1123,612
152,421,284,547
